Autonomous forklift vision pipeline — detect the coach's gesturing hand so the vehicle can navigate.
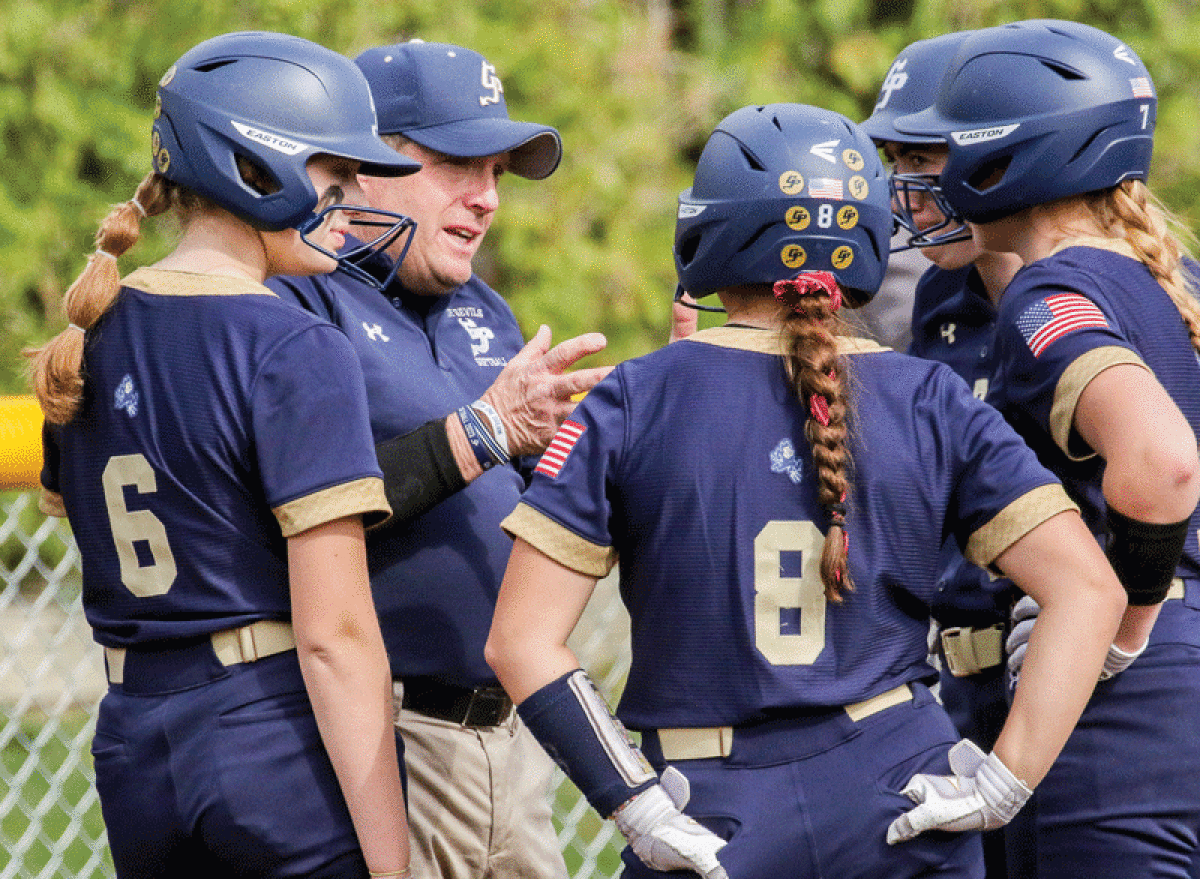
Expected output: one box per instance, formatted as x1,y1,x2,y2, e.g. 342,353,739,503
478,325,610,457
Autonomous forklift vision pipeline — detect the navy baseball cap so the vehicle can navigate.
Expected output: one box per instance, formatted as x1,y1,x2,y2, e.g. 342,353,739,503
354,40,563,180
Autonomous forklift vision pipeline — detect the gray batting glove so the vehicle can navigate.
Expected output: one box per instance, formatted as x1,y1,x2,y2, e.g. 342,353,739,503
614,767,728,879
1005,594,1039,688
886,740,1032,845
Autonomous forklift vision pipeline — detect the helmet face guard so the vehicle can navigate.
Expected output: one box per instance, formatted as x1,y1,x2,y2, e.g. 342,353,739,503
296,205,417,290
888,173,972,251
674,103,892,307
892,20,1156,224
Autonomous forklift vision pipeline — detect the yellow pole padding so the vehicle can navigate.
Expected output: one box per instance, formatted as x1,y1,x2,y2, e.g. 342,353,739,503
0,396,44,491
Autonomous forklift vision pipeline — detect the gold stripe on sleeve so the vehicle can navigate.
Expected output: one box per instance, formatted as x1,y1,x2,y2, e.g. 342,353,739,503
273,477,392,537
39,488,66,518
501,503,617,578
1050,346,1148,461
965,483,1079,568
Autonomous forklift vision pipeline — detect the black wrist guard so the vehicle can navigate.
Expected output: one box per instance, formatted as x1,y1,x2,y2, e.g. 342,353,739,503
1105,506,1190,606
374,418,468,525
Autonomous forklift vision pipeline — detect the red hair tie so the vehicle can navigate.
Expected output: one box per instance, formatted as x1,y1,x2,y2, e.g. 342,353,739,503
773,271,842,313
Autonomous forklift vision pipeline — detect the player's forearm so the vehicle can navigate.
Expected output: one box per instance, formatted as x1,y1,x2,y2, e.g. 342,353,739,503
995,583,1122,787
296,624,409,874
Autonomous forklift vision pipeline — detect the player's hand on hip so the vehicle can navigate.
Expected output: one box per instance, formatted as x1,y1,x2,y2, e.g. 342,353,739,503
1007,593,1144,688
479,325,610,457
1005,594,1039,689
614,767,729,879
886,740,1031,845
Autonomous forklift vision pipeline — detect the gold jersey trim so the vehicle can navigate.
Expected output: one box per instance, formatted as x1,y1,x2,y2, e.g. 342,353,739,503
123,267,278,298
965,483,1079,568
39,488,66,518
273,477,392,538
501,503,616,578
681,325,888,357
1051,346,1149,461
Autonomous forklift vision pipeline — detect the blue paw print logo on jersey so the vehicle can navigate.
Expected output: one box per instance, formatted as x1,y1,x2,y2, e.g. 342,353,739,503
770,439,803,484
114,375,138,417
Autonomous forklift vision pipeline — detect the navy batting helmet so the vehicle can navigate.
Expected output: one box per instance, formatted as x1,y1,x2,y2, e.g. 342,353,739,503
893,20,1156,223
153,31,420,232
675,104,891,305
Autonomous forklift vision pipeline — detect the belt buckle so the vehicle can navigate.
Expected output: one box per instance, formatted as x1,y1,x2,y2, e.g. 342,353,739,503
461,687,511,728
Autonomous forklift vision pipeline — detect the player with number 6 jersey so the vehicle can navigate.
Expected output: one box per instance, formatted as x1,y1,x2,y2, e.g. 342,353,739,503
485,103,1125,879
30,31,417,879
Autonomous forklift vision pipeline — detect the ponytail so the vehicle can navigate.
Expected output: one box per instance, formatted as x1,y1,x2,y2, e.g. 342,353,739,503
27,173,173,424
1091,180,1200,356
775,272,854,601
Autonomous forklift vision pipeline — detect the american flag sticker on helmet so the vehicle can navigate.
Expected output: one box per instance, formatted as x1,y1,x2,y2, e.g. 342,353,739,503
1017,294,1108,357
535,420,586,478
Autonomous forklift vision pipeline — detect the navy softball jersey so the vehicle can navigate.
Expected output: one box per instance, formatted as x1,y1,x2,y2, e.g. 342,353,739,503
505,325,1072,728
992,243,1200,879
40,268,389,644
39,268,392,879
267,254,526,686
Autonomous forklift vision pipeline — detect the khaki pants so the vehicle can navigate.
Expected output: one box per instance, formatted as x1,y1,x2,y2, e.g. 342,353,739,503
395,689,569,879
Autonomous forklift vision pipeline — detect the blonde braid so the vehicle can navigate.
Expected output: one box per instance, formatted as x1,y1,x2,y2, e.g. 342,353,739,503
777,278,855,601
26,173,175,424
1095,180,1200,355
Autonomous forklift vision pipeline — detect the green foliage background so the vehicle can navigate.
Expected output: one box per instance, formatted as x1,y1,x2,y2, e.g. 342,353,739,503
2,0,1199,390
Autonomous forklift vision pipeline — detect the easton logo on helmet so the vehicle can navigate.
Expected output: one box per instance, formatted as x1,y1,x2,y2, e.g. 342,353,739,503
230,121,310,156
951,124,1020,145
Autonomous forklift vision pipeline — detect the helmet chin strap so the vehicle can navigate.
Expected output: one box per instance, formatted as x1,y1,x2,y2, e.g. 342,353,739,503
297,204,416,289
674,284,726,314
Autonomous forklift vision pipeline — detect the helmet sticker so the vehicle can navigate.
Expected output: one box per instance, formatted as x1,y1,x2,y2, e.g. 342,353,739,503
842,149,865,171
230,121,310,156
950,124,1021,145
786,206,811,230
836,205,859,229
1130,77,1153,98
808,177,843,199
810,140,839,164
678,203,706,219
781,244,807,269
779,171,805,195
848,176,869,200
831,246,854,270
1113,45,1137,65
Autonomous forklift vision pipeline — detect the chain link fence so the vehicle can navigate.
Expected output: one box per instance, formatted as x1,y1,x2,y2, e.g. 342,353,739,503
0,490,631,878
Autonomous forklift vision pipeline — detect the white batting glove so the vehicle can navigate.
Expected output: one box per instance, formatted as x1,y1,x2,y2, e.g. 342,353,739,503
614,767,729,879
1100,639,1147,680
886,739,1032,845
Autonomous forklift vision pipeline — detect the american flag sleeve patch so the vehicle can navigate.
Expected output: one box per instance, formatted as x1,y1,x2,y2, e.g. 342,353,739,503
1016,293,1109,357
535,420,586,478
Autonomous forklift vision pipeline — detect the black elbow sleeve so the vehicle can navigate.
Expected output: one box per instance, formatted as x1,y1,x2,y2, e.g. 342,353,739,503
375,419,468,524
1105,506,1190,606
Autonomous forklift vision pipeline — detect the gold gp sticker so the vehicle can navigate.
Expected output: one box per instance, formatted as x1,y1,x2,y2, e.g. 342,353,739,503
836,205,859,230
781,245,807,269
779,171,805,195
786,206,811,230
831,246,854,270
842,149,865,171
848,175,869,201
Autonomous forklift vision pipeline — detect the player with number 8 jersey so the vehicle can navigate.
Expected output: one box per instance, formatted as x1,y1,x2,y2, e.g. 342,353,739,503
485,103,1125,879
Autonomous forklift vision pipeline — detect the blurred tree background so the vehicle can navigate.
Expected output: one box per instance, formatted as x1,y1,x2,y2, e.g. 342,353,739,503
1,0,1198,391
